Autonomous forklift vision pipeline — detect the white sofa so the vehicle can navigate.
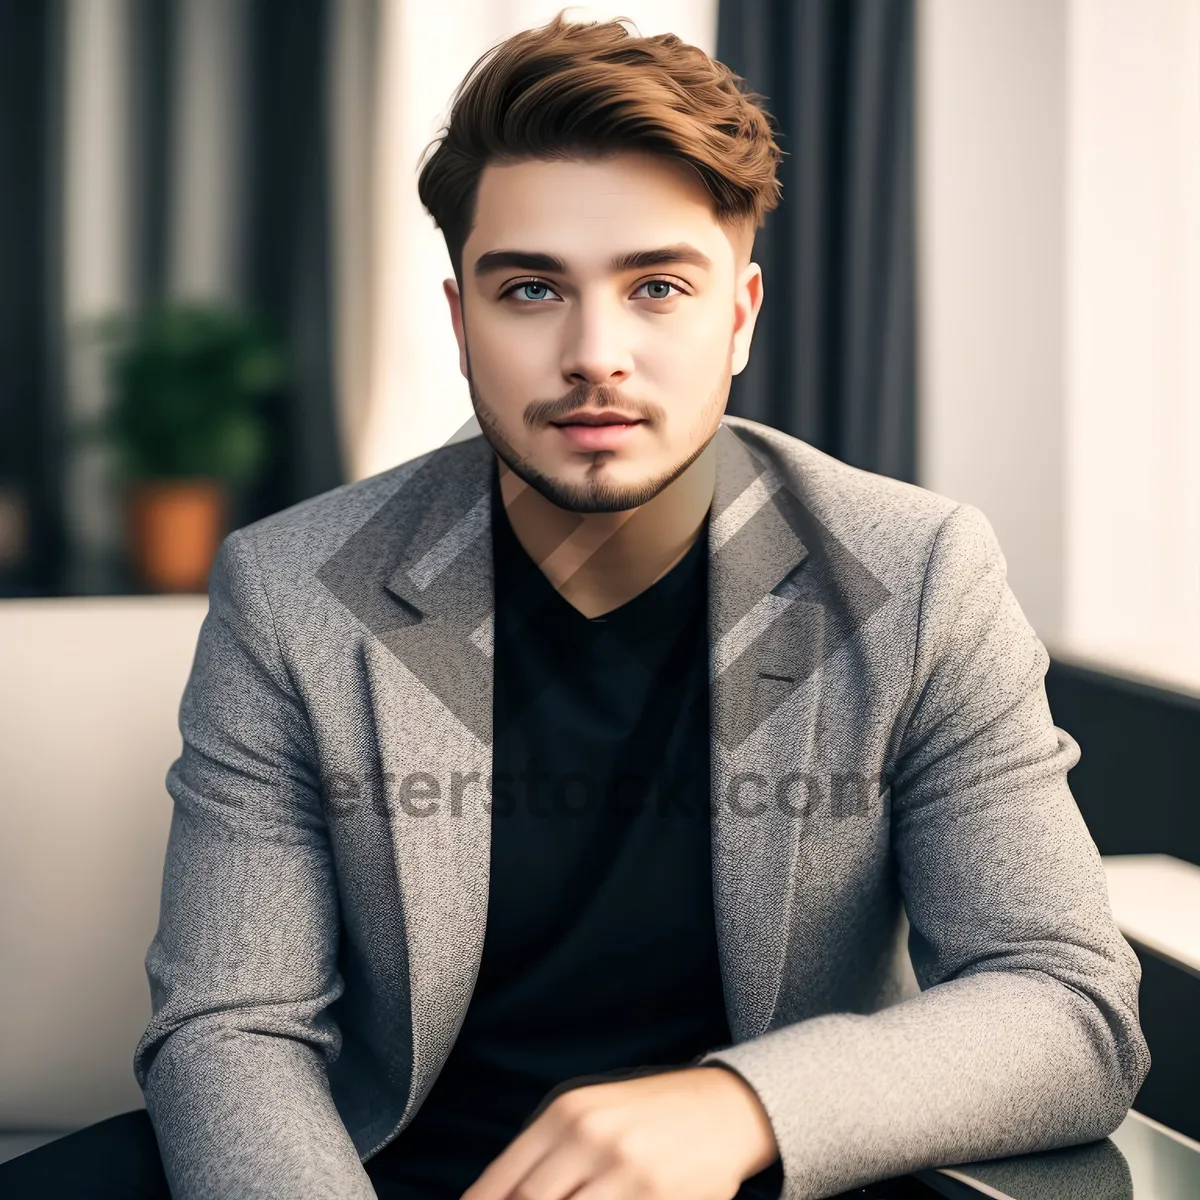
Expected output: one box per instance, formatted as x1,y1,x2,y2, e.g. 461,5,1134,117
0,594,208,1161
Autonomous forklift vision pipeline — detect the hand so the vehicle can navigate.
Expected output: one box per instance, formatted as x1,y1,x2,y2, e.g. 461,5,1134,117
459,1065,779,1200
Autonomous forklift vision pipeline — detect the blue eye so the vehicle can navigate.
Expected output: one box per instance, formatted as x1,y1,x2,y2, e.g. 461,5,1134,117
503,281,555,302
501,278,685,303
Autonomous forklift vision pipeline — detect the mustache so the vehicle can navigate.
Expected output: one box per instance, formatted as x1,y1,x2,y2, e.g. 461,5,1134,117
525,386,654,428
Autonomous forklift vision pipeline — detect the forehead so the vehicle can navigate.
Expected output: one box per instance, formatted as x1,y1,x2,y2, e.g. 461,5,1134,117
467,152,726,268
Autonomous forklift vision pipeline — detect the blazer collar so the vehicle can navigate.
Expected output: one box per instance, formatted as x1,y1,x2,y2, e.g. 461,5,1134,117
380,419,811,715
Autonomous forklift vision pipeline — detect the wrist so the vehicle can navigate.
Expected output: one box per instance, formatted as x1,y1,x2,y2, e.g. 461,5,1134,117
696,1064,780,1178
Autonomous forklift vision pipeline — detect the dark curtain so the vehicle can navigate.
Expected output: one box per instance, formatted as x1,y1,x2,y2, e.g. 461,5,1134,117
238,0,345,532
129,0,174,307
0,0,64,596
0,0,345,597
717,0,917,483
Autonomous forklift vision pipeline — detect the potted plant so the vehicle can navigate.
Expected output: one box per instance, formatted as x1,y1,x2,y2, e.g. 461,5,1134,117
80,301,287,592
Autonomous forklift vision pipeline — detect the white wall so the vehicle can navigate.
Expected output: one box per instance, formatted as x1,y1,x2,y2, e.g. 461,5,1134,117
917,0,1200,695
1063,0,1200,693
916,0,1069,645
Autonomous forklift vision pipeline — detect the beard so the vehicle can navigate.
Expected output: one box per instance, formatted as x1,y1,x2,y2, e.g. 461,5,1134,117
463,352,729,516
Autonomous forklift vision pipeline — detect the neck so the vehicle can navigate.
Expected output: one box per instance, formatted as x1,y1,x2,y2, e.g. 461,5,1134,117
496,441,716,620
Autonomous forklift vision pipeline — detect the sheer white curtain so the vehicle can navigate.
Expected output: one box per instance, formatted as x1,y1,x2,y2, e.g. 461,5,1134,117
329,1,717,484
330,0,381,485
62,0,137,588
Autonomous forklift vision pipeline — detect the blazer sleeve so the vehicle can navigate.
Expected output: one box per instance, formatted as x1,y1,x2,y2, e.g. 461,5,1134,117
132,528,376,1200
697,501,1151,1199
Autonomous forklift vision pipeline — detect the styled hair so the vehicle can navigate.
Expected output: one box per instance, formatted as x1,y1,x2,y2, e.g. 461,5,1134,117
416,8,786,287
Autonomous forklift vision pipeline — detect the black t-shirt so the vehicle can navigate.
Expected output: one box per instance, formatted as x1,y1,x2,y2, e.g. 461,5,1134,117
368,460,781,1199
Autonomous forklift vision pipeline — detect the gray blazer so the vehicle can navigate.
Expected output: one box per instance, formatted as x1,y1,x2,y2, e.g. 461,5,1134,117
132,415,1149,1199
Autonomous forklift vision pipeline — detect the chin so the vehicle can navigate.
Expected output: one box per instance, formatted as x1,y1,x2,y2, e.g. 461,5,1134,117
514,455,672,514
535,472,661,514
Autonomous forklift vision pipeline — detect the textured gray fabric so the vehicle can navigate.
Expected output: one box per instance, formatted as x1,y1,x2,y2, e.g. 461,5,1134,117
132,415,1149,1199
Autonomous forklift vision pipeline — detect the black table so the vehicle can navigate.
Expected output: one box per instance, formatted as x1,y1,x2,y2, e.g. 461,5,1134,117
824,1109,1200,1199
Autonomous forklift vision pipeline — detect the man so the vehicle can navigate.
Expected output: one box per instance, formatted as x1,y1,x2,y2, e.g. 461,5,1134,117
0,11,1148,1200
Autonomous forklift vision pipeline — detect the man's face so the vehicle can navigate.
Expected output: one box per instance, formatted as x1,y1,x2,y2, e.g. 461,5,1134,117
443,151,764,514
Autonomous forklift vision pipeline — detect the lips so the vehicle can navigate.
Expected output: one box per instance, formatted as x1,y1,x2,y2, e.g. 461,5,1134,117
552,418,646,450
551,412,644,427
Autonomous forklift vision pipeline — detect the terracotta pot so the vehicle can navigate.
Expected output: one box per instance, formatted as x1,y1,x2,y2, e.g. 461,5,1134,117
125,477,229,593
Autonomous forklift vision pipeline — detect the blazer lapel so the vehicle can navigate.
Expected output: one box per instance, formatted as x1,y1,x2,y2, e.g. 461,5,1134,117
371,436,497,1127
354,420,822,1123
704,424,822,1040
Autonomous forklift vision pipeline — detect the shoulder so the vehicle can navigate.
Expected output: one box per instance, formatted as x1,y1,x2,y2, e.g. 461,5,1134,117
224,435,484,575
720,415,977,593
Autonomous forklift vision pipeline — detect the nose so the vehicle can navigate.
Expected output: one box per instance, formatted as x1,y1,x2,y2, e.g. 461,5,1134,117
560,299,635,387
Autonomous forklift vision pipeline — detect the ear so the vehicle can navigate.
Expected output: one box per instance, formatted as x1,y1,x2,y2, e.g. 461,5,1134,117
731,263,764,376
443,279,468,380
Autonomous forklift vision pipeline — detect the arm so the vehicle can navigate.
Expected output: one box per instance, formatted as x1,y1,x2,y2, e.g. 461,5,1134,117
132,528,376,1200
698,502,1150,1199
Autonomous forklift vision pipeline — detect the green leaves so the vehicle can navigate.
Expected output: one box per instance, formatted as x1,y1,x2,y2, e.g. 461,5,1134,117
84,302,289,484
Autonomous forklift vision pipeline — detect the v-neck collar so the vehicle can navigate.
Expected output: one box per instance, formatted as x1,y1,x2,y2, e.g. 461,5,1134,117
489,459,708,633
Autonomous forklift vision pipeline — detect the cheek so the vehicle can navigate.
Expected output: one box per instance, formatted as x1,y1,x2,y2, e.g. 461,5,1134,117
659,335,727,388
475,321,551,372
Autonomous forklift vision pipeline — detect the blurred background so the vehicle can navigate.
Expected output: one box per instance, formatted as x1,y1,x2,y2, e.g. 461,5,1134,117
0,0,1197,1178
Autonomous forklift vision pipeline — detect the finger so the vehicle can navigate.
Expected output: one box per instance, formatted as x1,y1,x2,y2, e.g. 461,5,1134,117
501,1125,610,1200
459,1108,567,1200
557,1173,645,1200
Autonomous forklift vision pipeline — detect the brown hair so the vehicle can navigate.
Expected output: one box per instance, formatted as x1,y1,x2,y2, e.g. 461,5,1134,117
416,8,786,288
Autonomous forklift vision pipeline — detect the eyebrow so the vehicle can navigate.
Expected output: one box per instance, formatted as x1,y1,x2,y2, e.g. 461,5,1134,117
473,242,713,279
